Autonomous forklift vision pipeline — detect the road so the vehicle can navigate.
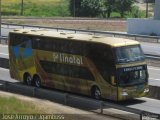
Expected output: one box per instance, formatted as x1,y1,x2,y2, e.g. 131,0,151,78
0,68,17,82
1,25,160,56
1,23,160,118
141,42,160,56
0,44,8,58
0,67,160,115
1,40,160,57
0,43,160,86
148,66,160,86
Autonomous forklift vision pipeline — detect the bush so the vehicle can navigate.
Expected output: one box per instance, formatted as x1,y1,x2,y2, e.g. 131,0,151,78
130,6,145,18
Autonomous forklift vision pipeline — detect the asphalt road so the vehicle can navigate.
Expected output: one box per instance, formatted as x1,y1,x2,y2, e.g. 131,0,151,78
1,25,160,56
0,44,8,58
1,23,160,117
0,44,160,86
148,66,160,86
0,67,17,83
0,67,160,115
141,42,160,56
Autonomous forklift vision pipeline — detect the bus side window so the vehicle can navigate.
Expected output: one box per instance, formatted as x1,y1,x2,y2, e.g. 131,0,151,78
69,41,84,55
88,44,115,84
9,33,16,46
9,33,19,46
40,61,95,81
52,39,64,52
32,37,41,49
10,34,28,47
43,38,52,51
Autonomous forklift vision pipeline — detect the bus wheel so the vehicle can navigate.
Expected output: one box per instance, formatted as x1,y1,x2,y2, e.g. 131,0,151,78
24,73,32,86
33,76,41,88
91,87,101,100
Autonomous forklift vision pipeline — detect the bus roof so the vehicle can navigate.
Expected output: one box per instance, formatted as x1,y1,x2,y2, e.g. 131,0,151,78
10,29,139,47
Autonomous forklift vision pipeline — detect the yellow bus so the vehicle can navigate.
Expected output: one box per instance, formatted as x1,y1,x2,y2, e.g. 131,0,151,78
8,29,149,101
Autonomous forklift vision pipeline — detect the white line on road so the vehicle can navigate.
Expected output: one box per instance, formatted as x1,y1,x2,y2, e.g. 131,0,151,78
148,66,160,71
150,78,160,81
0,67,9,71
0,53,8,56
0,45,8,48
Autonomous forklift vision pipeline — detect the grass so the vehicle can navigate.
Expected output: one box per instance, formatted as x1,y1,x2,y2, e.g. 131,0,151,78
0,96,43,114
2,0,71,17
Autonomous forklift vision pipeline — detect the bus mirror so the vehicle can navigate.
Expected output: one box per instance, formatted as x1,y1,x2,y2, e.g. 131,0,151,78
111,76,116,85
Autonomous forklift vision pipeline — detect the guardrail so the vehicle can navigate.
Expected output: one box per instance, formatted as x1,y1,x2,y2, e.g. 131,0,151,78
0,36,8,44
1,22,160,44
145,54,160,60
0,79,160,120
0,79,143,120
145,54,160,67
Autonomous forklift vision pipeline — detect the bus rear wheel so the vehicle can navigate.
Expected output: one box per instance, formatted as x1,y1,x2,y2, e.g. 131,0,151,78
33,76,41,88
24,73,32,86
91,87,101,100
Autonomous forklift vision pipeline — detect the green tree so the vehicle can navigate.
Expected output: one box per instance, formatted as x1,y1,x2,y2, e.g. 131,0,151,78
115,0,136,17
102,0,116,18
81,0,104,17
147,0,155,3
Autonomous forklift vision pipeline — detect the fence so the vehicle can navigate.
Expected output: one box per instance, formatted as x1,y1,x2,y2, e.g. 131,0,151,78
0,79,160,120
0,79,141,120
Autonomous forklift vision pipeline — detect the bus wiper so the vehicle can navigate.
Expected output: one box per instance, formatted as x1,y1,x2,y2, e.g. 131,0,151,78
134,56,144,60
118,58,130,62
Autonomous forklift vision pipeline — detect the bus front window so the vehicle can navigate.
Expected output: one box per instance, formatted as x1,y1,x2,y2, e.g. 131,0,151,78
118,66,148,87
115,45,145,63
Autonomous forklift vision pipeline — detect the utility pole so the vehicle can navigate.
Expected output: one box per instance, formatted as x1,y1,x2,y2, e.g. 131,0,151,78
73,0,75,17
21,0,24,16
146,0,149,18
0,0,1,42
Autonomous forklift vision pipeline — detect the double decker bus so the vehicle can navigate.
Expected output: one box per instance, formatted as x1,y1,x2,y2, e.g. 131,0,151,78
8,29,149,101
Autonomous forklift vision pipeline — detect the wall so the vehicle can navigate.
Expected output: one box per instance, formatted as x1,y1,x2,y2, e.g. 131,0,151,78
127,18,160,36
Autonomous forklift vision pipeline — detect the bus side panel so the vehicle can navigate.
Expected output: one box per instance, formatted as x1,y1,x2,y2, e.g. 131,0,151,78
117,84,149,101
9,46,21,80
9,42,36,82
33,50,65,89
85,58,118,100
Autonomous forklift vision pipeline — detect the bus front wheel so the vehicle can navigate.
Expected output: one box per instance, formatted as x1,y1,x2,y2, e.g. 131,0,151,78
24,73,32,86
91,86,101,100
33,76,41,88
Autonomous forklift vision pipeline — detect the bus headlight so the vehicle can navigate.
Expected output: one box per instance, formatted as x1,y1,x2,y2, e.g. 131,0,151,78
144,88,149,93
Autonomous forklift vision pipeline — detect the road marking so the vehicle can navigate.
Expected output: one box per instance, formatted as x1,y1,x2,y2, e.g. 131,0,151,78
0,53,8,56
0,67,9,71
148,67,160,71
0,45,8,48
150,78,160,81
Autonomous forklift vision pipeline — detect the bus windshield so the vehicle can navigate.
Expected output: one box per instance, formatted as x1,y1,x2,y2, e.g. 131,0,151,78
117,65,148,87
115,45,145,63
